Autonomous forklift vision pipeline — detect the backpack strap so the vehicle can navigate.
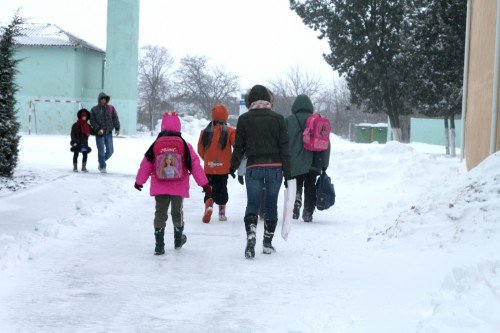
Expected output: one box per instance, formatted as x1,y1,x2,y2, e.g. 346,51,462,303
294,113,305,132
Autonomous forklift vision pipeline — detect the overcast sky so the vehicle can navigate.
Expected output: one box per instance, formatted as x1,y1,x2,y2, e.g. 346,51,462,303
1,0,335,88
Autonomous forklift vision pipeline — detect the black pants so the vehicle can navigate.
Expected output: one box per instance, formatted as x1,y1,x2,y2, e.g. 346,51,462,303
295,170,319,213
204,174,229,205
73,151,88,164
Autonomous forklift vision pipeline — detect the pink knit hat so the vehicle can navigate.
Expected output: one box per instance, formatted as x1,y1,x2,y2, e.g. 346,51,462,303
161,112,181,133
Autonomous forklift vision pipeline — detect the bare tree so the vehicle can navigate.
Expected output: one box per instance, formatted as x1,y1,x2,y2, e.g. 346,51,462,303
267,65,323,115
174,55,240,118
138,45,174,135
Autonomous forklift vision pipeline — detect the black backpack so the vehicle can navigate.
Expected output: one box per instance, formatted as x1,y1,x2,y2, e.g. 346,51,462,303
315,171,336,211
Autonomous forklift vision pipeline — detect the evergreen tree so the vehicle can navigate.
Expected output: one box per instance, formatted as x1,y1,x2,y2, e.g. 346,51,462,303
290,0,413,141
0,14,23,178
406,0,466,156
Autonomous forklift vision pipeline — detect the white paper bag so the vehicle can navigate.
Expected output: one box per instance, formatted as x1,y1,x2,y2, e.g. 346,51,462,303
281,179,296,241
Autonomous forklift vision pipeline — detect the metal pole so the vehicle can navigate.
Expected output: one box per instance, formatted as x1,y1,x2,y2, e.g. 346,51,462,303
490,0,500,154
460,0,472,161
28,101,32,135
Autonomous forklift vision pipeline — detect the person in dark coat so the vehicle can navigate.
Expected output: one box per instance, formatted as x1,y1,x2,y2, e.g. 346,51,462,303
230,85,291,259
90,92,120,173
70,109,92,172
286,94,330,222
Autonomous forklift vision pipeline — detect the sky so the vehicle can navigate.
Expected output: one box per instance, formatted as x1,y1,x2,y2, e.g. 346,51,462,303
0,0,335,88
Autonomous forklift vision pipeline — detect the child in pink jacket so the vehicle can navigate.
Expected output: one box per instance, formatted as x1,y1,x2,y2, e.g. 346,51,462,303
134,112,212,255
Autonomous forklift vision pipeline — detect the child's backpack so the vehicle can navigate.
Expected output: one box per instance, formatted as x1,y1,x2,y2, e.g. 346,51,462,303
315,170,336,211
153,136,187,180
297,114,331,152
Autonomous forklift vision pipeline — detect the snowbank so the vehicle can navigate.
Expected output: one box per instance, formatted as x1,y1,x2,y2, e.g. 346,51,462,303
419,261,500,333
371,152,500,247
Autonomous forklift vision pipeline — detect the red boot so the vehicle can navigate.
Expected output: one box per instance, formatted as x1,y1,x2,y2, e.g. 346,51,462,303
202,198,214,223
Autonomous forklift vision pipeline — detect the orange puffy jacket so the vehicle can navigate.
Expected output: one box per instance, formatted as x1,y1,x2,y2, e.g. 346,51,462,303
198,124,236,175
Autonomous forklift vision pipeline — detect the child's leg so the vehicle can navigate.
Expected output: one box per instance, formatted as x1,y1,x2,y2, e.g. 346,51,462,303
203,174,214,223
154,195,171,229
153,195,171,255
73,152,79,171
81,152,88,172
212,175,229,221
170,196,186,249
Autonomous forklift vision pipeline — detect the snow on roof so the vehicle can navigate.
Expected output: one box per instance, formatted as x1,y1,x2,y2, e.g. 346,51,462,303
14,23,104,54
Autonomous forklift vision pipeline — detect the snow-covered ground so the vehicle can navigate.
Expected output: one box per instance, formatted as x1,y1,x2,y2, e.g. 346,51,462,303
0,121,498,332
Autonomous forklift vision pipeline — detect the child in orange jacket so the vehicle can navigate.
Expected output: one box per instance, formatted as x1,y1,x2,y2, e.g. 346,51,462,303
198,105,236,222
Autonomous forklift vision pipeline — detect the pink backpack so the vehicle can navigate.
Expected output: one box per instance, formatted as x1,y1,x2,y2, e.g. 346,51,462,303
153,136,187,180
299,114,331,151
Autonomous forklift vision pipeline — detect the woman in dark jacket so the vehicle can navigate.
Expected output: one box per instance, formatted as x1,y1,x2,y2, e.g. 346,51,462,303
70,109,92,172
230,85,291,259
286,95,330,222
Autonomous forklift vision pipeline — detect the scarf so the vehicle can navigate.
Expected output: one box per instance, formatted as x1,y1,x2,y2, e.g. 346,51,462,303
249,100,272,111
201,120,228,151
144,131,192,172
77,119,90,137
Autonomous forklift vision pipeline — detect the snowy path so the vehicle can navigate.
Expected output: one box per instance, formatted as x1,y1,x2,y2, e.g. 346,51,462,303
1,134,498,332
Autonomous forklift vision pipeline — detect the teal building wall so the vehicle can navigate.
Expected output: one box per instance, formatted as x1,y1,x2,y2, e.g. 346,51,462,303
15,46,105,134
410,118,462,148
386,118,462,147
104,0,140,135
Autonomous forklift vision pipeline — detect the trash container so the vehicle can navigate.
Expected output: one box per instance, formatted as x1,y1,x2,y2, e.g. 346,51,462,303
354,125,372,143
372,126,388,144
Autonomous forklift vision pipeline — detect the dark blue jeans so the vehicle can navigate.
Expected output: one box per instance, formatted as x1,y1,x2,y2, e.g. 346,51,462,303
95,134,114,168
245,167,283,221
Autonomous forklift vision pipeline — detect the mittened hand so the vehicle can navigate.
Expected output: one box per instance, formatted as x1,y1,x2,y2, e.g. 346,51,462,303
238,176,244,185
229,169,236,179
284,178,289,189
202,184,213,198
134,182,143,191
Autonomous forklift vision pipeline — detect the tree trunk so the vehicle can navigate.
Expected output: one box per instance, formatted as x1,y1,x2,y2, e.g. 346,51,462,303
450,114,456,157
444,116,450,155
388,112,402,142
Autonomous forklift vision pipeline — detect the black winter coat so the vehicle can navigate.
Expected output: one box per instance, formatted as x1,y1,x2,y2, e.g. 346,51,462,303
230,108,291,179
70,123,91,153
90,92,120,135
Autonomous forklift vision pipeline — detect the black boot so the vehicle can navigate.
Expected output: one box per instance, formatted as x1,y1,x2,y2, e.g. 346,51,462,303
302,210,313,223
293,194,302,220
73,163,78,172
174,225,187,250
263,219,277,254
154,228,165,255
244,214,258,259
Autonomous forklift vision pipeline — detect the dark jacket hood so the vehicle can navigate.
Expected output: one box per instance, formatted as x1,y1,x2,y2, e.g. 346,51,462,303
291,94,314,114
98,92,110,104
77,108,91,120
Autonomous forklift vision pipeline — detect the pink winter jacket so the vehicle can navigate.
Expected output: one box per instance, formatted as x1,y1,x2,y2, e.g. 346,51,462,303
135,113,208,198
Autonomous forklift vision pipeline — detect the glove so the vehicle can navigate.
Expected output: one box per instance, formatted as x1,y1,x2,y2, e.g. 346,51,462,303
284,178,288,189
238,176,244,185
134,182,143,191
202,184,213,198
229,168,236,179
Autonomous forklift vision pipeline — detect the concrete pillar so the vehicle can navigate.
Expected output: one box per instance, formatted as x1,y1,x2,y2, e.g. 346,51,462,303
104,0,140,135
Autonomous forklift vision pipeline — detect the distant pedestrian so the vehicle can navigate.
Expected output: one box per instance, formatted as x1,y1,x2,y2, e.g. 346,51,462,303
230,85,291,259
90,92,120,173
134,112,212,255
286,95,330,222
70,109,92,172
197,105,236,223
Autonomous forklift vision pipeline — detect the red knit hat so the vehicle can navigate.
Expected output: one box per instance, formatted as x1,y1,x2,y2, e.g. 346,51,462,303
211,105,229,121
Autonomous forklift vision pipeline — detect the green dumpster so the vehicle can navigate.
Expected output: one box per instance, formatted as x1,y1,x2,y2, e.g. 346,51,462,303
354,125,372,143
372,126,388,144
